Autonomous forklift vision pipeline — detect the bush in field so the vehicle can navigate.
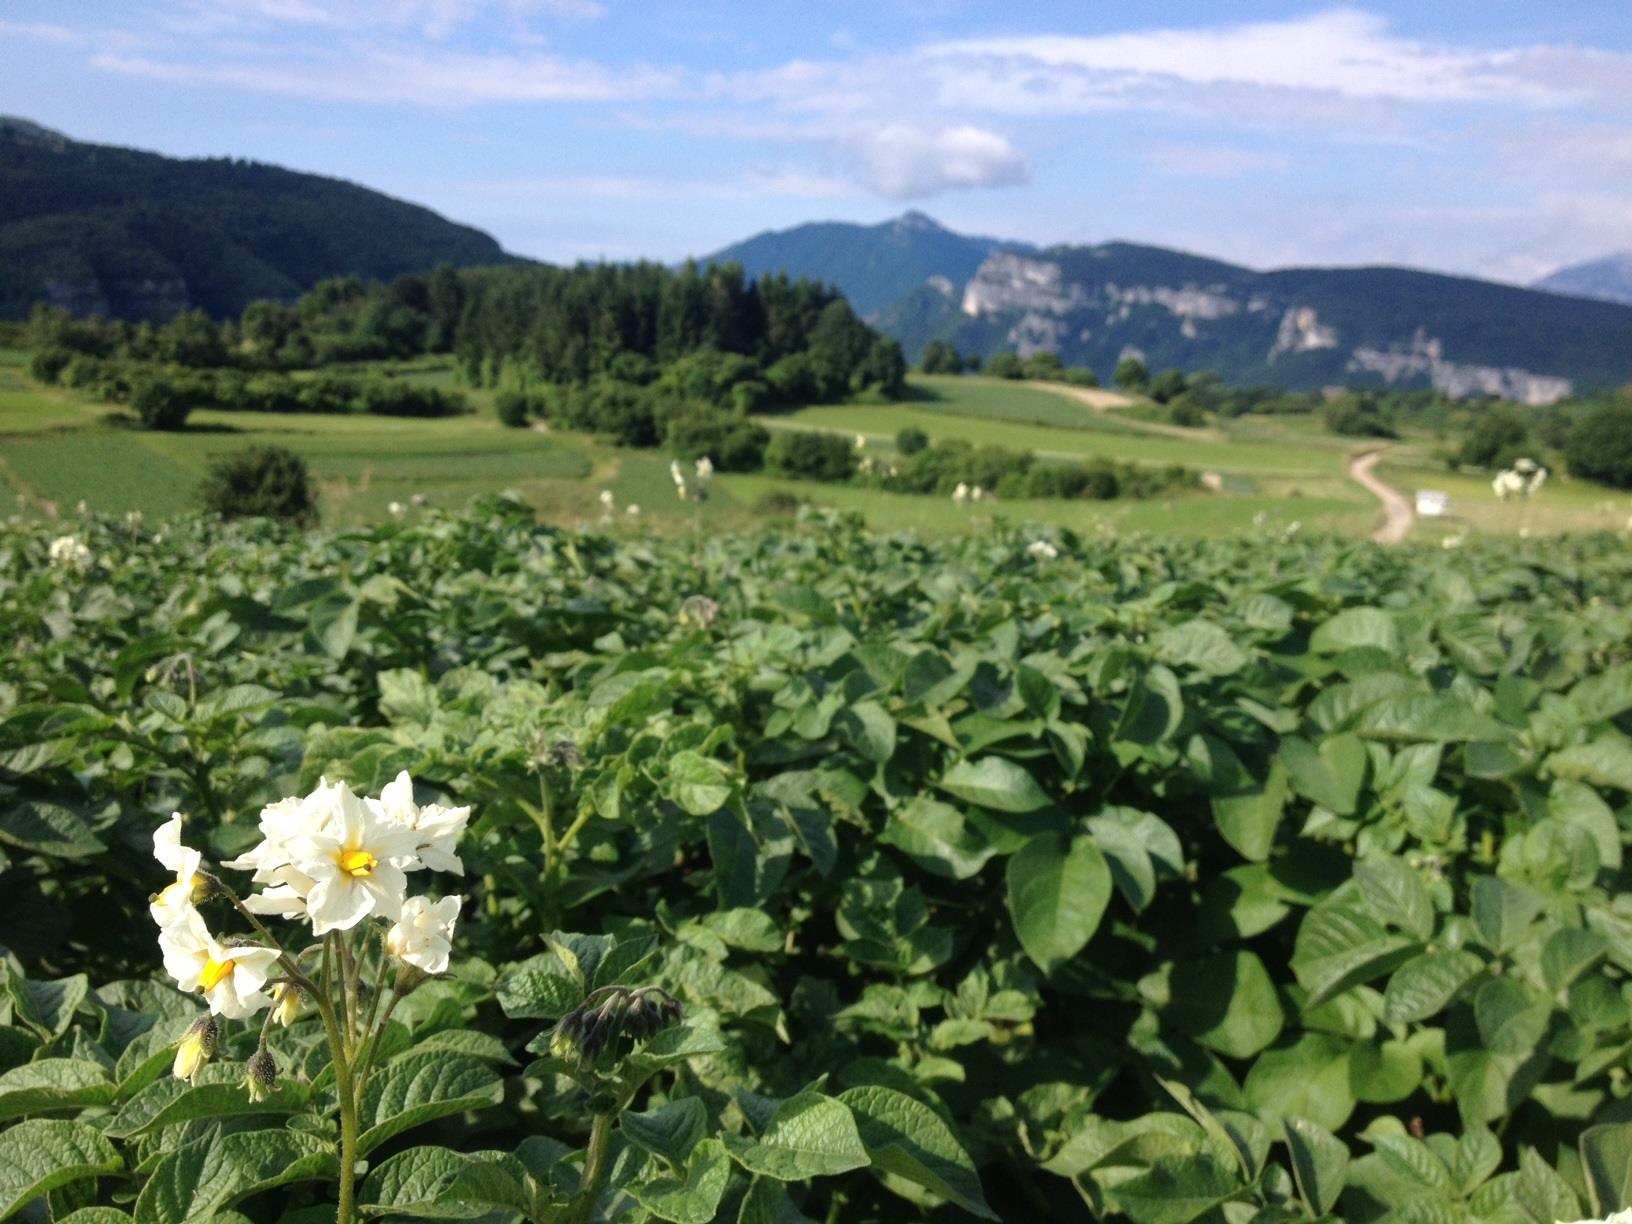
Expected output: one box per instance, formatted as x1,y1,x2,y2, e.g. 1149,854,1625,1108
664,405,768,471
920,340,963,374
896,426,929,455
1114,355,1149,390
1324,393,1399,439
764,429,858,481
130,374,196,430
495,388,534,428
1456,405,1533,469
1566,401,1632,488
27,345,73,384
358,378,466,418
199,445,317,523
986,352,1024,379
1149,367,1188,403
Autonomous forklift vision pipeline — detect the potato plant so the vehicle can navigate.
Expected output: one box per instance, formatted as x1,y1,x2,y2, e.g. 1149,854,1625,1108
2,499,1632,1221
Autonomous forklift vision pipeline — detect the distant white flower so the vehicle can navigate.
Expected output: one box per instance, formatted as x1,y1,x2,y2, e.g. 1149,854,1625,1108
670,460,685,487
1252,511,1268,528
970,485,986,503
75,500,88,516
695,456,714,482
854,433,866,450
388,501,405,516
953,482,971,506
674,479,689,501
124,510,143,529
1493,465,1545,499
410,493,430,507
48,534,92,572
150,813,207,928
386,895,461,975
367,770,469,876
1027,540,1059,561
159,908,278,1019
599,489,615,509
627,504,641,517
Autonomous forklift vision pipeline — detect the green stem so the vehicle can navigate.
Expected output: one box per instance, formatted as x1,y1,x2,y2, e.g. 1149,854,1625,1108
569,1112,616,1224
311,974,358,1224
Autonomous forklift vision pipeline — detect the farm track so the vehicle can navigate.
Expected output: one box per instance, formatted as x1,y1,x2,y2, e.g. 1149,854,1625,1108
1032,381,1224,441
1348,449,1414,544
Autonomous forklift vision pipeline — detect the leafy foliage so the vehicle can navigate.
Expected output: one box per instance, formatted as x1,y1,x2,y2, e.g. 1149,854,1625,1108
3,503,1632,1220
198,445,318,524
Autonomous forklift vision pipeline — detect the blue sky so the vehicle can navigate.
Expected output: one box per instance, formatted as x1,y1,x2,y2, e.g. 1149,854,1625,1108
3,2,1630,282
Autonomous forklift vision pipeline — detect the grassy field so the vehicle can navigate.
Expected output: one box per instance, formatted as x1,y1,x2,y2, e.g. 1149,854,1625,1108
2,359,1614,539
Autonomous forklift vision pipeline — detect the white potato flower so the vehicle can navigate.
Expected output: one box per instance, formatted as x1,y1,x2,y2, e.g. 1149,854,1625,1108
367,771,470,875
224,792,330,920
285,781,423,934
695,456,714,482
626,504,641,517
1027,540,1059,561
386,895,461,975
159,908,279,1019
388,501,405,516
150,813,209,928
952,482,970,506
599,489,615,509
48,534,93,572
670,460,685,487
854,433,866,450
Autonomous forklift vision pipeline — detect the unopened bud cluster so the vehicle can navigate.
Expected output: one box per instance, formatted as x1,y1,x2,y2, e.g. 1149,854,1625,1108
549,987,682,1070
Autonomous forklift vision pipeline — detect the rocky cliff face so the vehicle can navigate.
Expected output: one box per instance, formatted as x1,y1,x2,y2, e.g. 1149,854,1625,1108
941,250,1591,401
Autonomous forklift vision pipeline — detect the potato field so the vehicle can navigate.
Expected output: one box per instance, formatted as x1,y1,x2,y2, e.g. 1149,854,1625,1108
2,500,1632,1222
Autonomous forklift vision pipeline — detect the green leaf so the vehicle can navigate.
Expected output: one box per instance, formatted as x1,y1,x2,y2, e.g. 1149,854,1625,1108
1153,620,1251,677
668,751,736,816
1006,834,1112,974
1353,858,1434,941
1211,760,1289,863
1285,1116,1348,1217
6,972,88,1041
133,1128,336,1222
837,1085,998,1220
1243,1034,1356,1133
938,756,1051,813
1384,949,1486,1023
359,1051,503,1155
360,1146,532,1220
621,1098,707,1167
1470,876,1543,954
722,1091,871,1181
1543,928,1609,992
1292,897,1420,1010
309,592,360,659
0,1119,122,1222
108,1071,311,1139
1280,735,1367,817
1580,1123,1632,1218
0,1058,115,1122
633,1137,731,1224
879,797,996,881
1110,1153,1243,1224
1548,737,1632,791
1349,1039,1423,1104
1311,607,1398,654
838,702,896,764
1165,951,1284,1059
0,802,104,858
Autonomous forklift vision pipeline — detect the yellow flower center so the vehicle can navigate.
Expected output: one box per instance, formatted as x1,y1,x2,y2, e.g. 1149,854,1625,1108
198,957,234,991
337,847,378,879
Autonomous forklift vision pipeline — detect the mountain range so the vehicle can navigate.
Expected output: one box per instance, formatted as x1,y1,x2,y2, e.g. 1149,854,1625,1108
4,117,1630,403
706,214,1632,403
0,117,511,321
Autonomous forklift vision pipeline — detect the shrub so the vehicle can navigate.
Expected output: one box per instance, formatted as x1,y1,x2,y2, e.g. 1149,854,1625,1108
130,375,195,430
298,375,360,415
1021,352,1065,380
896,426,929,455
27,346,73,384
920,340,962,374
495,389,532,428
986,352,1025,380
1323,394,1398,439
1566,402,1632,488
1456,407,1532,468
358,379,466,418
199,445,318,523
1168,398,1207,427
1061,367,1100,388
1113,356,1149,391
764,430,858,482
1149,368,1188,403
665,406,768,472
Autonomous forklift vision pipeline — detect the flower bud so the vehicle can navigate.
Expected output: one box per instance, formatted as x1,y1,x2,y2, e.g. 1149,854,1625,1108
271,982,303,1028
244,1047,278,1103
173,1014,219,1083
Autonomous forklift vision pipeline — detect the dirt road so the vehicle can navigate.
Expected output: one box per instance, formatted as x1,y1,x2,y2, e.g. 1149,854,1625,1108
1348,449,1413,544
1033,381,1222,441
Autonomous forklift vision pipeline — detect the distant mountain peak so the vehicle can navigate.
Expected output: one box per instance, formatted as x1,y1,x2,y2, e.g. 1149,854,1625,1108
890,210,947,234
1532,252,1632,307
0,115,70,146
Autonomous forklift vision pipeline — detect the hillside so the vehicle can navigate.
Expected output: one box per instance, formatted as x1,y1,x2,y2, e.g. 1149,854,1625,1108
1533,253,1632,306
708,213,1632,401
0,117,512,321
701,209,1031,317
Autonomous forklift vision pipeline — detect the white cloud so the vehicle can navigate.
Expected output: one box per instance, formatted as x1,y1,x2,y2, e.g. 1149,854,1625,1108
843,124,1029,198
0,19,80,44
90,49,675,104
921,11,1560,107
180,0,604,36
